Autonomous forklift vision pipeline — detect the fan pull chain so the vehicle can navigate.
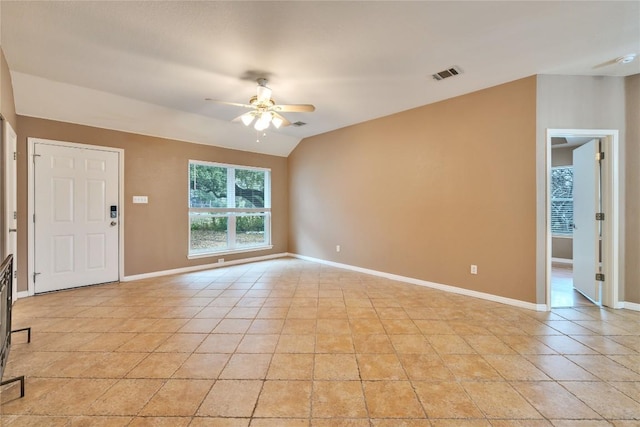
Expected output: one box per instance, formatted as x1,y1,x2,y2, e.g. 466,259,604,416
256,131,267,143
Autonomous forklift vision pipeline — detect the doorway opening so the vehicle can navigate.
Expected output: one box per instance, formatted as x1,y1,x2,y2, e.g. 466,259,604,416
550,262,592,308
546,129,620,309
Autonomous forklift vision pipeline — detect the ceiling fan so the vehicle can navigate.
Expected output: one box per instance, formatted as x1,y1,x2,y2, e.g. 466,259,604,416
206,78,315,132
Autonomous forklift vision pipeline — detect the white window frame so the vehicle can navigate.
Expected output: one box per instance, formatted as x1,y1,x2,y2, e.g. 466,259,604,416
188,160,272,259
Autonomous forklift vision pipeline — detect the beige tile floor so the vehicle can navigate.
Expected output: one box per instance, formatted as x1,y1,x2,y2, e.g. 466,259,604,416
1,257,639,426
551,264,592,309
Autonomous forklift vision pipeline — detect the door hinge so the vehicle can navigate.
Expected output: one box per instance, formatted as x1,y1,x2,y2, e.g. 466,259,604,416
33,214,36,223
596,273,605,281
596,152,605,161
13,152,16,160
13,211,17,220
33,272,41,283
595,213,605,221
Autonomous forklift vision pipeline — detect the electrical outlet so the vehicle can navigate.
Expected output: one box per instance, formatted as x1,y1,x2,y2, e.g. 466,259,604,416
470,264,478,275
218,258,224,264
336,245,341,252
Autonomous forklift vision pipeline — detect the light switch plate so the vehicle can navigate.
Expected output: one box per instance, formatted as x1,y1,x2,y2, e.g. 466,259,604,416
133,196,148,204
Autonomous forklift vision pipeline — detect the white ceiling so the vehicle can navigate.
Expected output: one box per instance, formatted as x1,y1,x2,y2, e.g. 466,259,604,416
1,1,639,157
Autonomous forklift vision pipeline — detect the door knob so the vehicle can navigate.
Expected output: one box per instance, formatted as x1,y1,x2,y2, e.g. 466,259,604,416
110,221,117,226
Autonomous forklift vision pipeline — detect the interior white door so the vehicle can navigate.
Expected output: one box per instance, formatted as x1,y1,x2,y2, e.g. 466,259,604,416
4,122,18,299
34,142,119,293
572,139,600,304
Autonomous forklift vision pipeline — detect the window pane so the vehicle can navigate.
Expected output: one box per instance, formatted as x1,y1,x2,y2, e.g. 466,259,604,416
551,200,573,235
551,167,573,198
551,167,573,236
235,169,266,208
190,164,227,208
235,214,266,247
190,213,228,252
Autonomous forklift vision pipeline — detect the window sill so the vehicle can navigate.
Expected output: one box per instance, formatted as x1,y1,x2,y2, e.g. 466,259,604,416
551,235,573,239
188,245,273,260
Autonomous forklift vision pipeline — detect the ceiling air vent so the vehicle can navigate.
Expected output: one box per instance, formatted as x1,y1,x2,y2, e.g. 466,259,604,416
292,121,307,127
432,66,463,81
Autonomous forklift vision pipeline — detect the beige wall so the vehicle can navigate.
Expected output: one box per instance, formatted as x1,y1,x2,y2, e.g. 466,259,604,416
16,117,288,291
289,77,538,303
8,72,639,306
625,74,640,304
551,146,573,167
536,75,628,304
552,238,572,260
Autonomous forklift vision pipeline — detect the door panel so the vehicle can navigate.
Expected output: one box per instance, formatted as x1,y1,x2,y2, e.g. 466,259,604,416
87,180,107,222
53,235,74,273
52,178,74,221
87,233,106,269
572,139,600,303
34,143,119,293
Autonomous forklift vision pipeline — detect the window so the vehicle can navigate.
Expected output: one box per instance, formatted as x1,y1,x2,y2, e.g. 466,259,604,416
551,166,573,236
189,160,271,257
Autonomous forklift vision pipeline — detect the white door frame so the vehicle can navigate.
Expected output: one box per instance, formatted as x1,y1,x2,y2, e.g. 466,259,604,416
27,138,125,296
3,121,18,300
545,129,620,309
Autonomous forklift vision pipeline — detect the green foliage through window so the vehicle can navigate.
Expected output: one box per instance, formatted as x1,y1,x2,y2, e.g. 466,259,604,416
190,164,227,207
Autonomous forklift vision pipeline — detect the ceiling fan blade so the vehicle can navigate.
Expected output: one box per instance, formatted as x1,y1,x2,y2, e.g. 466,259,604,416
205,98,255,109
592,58,618,69
272,104,316,113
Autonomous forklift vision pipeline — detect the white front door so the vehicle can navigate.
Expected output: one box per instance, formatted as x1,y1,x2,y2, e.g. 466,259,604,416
4,122,18,299
33,142,120,293
572,139,600,304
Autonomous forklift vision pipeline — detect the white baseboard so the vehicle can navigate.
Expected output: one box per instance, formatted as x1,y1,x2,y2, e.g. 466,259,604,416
122,252,289,282
15,290,30,301
622,301,640,311
19,251,634,313
551,257,573,265
289,253,546,311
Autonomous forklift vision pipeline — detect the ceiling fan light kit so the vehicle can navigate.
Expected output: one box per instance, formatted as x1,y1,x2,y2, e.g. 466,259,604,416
240,112,255,126
254,113,272,131
207,78,315,135
271,115,284,128
616,53,637,64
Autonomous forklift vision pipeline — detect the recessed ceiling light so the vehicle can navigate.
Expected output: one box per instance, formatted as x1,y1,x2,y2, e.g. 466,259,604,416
616,54,637,64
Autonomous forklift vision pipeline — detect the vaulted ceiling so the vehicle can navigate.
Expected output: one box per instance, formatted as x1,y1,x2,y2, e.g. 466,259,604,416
2,1,639,156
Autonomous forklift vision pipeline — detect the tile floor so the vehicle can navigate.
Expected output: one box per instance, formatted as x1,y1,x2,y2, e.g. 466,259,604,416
551,264,592,308
1,257,639,426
